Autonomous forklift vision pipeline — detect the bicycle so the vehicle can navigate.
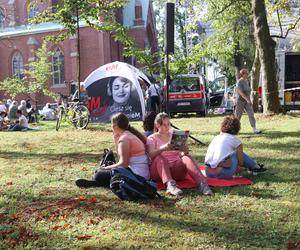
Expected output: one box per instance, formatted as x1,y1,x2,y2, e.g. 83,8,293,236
55,97,90,131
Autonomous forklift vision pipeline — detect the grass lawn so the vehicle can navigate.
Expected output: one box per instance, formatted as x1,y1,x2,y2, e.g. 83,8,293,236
0,113,299,249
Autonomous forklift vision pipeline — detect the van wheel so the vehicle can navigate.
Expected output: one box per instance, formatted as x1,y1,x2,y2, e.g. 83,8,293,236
197,107,207,117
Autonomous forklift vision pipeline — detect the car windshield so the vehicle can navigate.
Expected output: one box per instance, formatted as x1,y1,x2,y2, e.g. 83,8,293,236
169,77,200,93
210,78,225,93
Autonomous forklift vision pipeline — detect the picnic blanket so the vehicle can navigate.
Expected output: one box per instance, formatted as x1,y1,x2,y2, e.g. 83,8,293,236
156,166,254,190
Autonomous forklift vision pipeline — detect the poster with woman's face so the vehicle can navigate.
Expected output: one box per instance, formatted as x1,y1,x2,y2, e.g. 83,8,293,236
86,76,143,123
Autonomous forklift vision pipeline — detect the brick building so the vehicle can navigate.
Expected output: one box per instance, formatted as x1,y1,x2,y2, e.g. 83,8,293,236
0,0,158,104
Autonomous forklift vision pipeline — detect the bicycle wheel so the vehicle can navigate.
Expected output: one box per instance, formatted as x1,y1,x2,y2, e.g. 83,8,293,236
56,108,63,131
72,104,90,129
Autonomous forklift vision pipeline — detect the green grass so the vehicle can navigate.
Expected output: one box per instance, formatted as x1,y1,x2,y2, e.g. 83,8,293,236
0,114,299,249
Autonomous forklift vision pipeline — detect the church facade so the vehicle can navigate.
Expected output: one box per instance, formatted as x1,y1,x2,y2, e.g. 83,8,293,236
0,0,158,104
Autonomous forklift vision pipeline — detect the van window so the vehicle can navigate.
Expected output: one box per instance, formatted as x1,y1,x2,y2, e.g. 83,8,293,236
210,78,225,93
169,77,200,93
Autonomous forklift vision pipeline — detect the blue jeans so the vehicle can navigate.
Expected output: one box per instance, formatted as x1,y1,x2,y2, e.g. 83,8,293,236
206,152,257,179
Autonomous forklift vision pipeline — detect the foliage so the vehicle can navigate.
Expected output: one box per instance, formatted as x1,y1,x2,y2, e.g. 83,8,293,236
0,77,27,98
0,115,299,248
152,0,256,80
32,0,158,74
0,42,57,101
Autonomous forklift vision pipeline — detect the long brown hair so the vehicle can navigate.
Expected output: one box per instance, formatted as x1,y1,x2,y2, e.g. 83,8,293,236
111,112,147,144
154,112,169,132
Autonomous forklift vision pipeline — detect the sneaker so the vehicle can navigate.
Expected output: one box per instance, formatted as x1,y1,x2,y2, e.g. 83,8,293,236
75,179,99,188
253,128,262,134
252,163,267,172
166,180,183,196
198,182,213,195
247,170,259,176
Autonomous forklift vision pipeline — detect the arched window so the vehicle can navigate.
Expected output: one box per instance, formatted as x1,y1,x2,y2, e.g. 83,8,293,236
52,48,65,85
0,8,4,29
28,3,38,19
12,52,24,79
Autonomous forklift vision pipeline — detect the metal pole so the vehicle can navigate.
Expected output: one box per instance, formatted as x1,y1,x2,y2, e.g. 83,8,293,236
165,53,170,114
76,6,81,100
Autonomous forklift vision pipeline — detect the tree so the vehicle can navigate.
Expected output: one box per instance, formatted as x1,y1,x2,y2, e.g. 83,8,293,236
252,0,281,114
32,0,158,74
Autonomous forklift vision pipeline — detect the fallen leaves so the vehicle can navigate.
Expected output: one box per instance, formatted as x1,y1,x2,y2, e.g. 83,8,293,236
52,223,73,231
287,240,300,249
76,235,92,240
77,196,97,204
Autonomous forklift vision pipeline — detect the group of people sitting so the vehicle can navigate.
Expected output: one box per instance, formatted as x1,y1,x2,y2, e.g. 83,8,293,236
76,112,266,196
0,99,33,131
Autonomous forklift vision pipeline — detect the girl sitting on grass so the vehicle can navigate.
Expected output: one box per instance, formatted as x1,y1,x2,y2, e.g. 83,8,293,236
205,115,266,179
75,112,149,188
147,112,212,196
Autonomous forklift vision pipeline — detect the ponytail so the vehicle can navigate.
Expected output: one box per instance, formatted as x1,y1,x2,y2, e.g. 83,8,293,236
127,124,147,144
111,112,147,144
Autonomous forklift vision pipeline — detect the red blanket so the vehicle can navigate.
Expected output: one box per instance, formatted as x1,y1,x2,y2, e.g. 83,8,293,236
157,166,254,190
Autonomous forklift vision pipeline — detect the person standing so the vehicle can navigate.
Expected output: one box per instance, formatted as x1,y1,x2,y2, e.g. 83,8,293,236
148,81,161,113
235,69,261,134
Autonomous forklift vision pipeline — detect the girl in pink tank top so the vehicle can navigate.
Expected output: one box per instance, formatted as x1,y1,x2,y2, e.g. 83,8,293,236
147,113,212,196
75,113,149,189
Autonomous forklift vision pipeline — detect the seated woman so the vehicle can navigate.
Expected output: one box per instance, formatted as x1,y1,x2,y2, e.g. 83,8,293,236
205,115,266,179
147,112,212,196
143,111,156,137
8,110,32,131
76,112,149,188
0,111,9,131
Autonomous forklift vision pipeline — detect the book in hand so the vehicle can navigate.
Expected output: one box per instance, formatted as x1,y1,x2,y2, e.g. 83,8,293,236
169,129,189,150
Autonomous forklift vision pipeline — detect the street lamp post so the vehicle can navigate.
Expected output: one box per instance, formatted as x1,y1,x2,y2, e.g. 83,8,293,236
76,6,81,100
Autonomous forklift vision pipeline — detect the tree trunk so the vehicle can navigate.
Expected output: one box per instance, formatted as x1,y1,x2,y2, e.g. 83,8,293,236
250,46,260,112
252,0,281,114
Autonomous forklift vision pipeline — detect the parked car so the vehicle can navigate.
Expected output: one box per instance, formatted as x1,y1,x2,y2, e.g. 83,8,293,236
167,74,210,117
209,76,235,114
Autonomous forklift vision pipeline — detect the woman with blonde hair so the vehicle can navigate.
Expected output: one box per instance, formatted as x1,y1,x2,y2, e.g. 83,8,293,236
147,112,212,196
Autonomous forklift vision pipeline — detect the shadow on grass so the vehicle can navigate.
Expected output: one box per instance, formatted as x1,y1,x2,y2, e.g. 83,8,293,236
1,189,292,249
240,130,300,140
0,151,101,162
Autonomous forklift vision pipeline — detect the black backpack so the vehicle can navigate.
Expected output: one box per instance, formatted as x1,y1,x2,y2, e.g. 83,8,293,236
98,149,116,167
110,167,161,201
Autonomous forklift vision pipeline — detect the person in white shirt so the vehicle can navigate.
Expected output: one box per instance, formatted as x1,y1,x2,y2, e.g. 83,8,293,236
8,110,31,131
148,81,161,112
0,111,9,131
0,101,7,113
18,100,28,116
205,115,266,178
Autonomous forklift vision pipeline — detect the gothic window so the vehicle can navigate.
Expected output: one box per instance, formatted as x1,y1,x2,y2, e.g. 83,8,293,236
12,52,24,79
0,8,4,29
52,48,65,85
28,4,38,19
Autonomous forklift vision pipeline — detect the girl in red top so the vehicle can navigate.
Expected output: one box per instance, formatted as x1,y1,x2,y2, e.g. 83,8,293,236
147,112,212,196
76,112,149,188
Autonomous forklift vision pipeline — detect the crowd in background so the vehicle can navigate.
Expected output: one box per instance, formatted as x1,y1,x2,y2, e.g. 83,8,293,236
0,98,35,131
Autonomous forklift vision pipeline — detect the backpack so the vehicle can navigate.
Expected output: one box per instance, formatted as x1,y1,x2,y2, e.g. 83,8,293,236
110,167,161,201
98,149,116,167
